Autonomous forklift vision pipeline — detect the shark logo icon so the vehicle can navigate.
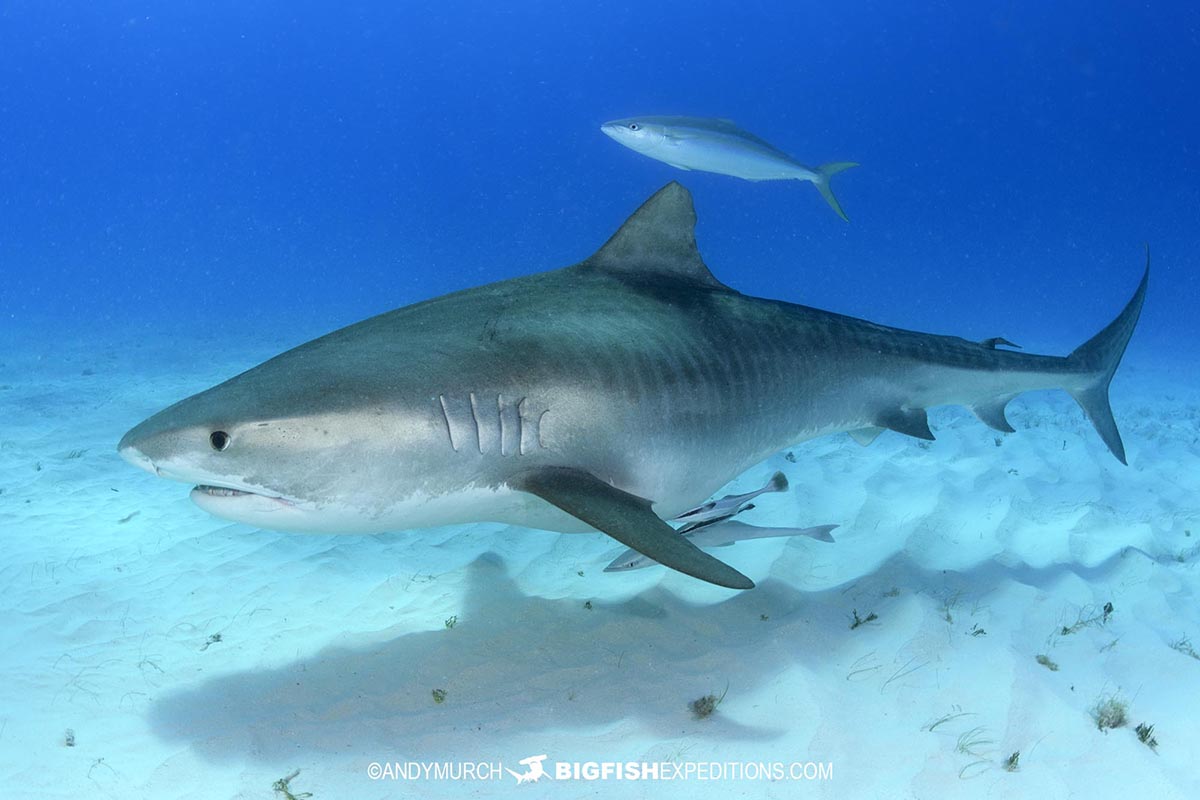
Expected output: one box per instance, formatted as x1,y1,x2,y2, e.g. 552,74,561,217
506,754,551,784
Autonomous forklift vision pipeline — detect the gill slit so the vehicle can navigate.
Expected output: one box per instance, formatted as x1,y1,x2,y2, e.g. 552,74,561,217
469,392,484,454
438,394,459,452
498,393,507,456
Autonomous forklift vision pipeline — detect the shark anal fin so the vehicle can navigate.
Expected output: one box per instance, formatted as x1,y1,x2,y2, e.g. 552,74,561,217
980,337,1022,350
848,427,885,446
513,467,754,590
972,395,1017,433
876,408,934,441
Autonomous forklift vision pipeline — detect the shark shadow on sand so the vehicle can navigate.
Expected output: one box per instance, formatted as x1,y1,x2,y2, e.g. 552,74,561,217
147,552,800,762
145,539,1165,764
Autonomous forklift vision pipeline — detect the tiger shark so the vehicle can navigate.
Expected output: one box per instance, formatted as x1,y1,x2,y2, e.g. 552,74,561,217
118,183,1147,590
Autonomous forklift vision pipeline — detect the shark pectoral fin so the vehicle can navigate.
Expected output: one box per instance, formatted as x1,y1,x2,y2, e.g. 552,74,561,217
876,408,934,441
513,467,754,590
971,395,1017,433
848,426,885,446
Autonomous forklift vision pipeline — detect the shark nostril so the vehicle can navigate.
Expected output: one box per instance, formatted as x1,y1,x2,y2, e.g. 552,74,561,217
118,444,157,475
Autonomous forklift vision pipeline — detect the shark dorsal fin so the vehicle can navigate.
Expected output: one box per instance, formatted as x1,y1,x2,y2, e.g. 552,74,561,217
583,182,725,288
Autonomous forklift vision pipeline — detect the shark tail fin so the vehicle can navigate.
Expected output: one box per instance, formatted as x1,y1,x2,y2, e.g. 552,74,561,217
811,162,858,221
1064,251,1150,465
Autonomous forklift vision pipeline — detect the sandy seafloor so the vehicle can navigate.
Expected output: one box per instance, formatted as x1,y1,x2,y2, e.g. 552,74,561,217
1,322,1198,800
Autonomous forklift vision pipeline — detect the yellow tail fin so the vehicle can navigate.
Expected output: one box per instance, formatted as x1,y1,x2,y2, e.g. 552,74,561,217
812,161,859,221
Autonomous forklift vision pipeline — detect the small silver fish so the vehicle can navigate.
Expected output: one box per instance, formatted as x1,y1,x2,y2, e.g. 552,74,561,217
604,520,838,573
601,116,858,220
672,470,788,532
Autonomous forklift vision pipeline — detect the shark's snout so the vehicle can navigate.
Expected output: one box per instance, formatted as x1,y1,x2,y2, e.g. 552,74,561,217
118,429,157,475
117,405,201,478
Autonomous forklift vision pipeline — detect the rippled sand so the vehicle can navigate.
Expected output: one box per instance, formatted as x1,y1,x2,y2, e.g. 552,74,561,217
1,329,1196,799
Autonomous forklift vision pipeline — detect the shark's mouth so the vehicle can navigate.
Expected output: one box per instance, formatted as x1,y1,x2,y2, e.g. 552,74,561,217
189,482,308,529
195,484,254,498
193,484,295,506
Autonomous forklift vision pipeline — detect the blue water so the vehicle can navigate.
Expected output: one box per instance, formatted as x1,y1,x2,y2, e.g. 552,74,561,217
2,3,1199,798
3,2,1196,357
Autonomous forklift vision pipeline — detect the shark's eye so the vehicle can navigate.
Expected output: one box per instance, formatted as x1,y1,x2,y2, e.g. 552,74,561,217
628,123,639,131
210,431,231,451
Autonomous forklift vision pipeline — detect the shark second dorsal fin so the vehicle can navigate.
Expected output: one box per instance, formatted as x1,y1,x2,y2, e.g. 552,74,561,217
583,182,726,288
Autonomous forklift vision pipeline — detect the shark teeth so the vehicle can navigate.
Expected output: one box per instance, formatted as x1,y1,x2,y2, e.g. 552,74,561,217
195,485,253,498
193,485,297,507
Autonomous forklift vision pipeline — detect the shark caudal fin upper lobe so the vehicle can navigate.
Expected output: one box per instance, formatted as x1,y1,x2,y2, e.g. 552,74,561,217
1064,251,1150,465
811,162,859,221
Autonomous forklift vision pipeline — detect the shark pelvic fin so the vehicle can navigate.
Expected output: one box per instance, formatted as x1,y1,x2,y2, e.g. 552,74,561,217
971,395,1017,433
582,182,727,288
876,408,934,441
513,466,754,590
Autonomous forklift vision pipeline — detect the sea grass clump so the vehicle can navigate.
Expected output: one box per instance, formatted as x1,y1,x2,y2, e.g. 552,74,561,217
689,684,729,719
1092,695,1128,731
272,769,312,799
849,609,878,630
1135,722,1158,751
